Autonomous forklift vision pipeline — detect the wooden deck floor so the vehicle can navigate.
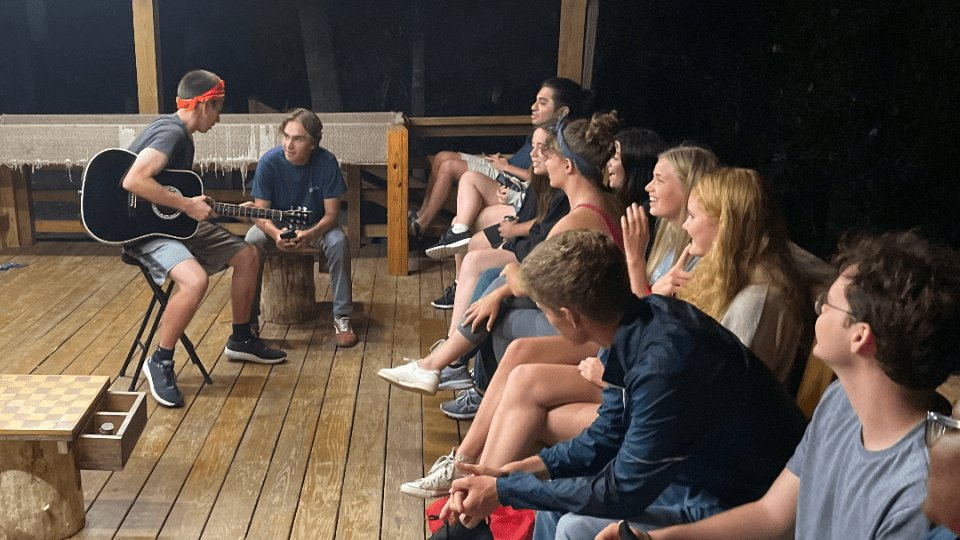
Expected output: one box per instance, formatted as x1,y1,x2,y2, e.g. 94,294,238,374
0,240,466,540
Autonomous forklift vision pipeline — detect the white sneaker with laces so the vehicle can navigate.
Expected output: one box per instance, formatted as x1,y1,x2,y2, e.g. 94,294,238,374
377,358,440,395
400,448,472,498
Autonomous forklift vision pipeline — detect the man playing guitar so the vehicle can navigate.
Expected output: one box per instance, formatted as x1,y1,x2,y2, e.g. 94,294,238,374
121,70,285,408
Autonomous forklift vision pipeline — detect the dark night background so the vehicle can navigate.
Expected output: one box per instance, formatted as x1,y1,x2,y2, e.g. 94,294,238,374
1,0,958,257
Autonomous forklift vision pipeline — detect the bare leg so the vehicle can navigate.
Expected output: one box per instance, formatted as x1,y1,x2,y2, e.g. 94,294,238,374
160,259,209,349
457,336,601,461
418,330,478,371
452,171,507,229
454,231,494,282
226,244,259,324
479,363,603,469
447,248,519,337
541,401,602,447
417,152,469,229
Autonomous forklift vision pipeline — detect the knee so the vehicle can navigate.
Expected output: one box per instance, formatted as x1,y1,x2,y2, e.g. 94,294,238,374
235,244,259,270
502,338,536,369
176,271,209,301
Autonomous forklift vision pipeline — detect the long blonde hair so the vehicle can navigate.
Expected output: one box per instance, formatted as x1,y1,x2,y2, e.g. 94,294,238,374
646,145,720,280
678,167,806,321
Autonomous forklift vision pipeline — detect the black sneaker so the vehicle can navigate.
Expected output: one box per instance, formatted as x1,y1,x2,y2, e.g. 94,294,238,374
425,228,471,259
224,336,287,364
144,355,184,408
431,282,457,309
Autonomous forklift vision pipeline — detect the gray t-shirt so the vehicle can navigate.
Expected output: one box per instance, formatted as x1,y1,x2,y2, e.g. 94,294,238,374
787,381,930,539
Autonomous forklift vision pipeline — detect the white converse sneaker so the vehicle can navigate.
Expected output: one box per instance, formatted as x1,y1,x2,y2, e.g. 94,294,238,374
377,358,440,395
400,448,472,498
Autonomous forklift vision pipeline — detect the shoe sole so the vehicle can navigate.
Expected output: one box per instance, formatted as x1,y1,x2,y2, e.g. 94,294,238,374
430,301,454,309
440,406,478,420
223,347,287,364
376,370,438,396
399,483,451,498
437,379,474,391
425,238,470,259
144,364,183,408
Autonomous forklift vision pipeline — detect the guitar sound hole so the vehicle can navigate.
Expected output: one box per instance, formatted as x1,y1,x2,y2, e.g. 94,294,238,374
152,185,183,220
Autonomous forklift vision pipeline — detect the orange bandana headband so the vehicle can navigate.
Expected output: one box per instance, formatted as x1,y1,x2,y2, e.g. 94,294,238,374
176,80,225,111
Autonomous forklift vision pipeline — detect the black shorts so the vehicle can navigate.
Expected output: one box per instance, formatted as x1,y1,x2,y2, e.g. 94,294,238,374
483,224,504,248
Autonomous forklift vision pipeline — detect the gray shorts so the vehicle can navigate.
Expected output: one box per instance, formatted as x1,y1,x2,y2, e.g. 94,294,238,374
124,221,248,285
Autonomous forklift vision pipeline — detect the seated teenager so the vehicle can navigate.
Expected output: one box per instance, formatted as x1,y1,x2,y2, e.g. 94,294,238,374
433,230,808,540
411,77,591,243
378,111,623,395
598,230,960,540
429,125,568,312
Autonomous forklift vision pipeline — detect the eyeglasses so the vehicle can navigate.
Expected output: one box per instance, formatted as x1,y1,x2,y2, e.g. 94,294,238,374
926,411,960,448
814,290,856,318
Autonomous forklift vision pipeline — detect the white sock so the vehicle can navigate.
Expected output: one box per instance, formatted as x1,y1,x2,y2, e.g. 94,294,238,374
451,223,469,234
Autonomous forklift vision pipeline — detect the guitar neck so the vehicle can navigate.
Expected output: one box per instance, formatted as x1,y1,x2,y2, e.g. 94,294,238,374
211,202,286,221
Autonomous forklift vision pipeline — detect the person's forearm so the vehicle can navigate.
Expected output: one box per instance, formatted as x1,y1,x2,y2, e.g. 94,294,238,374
254,217,283,240
649,500,794,540
304,213,337,242
500,165,531,181
501,456,549,480
626,255,649,297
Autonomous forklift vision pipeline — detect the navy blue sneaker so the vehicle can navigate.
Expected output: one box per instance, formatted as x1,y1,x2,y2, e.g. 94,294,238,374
224,336,286,364
426,228,471,259
144,354,184,408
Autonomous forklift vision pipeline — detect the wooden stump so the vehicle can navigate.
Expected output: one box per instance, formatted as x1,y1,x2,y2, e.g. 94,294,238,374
0,440,85,540
261,251,318,324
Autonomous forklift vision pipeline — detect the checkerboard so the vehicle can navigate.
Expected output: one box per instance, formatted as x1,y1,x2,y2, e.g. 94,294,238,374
0,374,110,440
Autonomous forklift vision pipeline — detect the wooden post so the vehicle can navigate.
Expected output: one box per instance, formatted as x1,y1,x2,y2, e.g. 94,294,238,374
387,125,408,276
0,440,86,539
132,0,162,113
0,165,35,247
557,0,598,87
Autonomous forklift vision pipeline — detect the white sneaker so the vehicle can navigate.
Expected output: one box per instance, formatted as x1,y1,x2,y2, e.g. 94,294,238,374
400,448,470,498
377,358,440,395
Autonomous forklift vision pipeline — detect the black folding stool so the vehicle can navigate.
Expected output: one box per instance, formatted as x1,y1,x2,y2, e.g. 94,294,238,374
118,252,214,392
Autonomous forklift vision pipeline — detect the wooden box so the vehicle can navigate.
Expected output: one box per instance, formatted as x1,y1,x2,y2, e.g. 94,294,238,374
75,391,147,471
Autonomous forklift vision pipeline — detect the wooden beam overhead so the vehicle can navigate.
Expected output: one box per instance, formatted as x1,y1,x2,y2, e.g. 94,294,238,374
132,0,162,114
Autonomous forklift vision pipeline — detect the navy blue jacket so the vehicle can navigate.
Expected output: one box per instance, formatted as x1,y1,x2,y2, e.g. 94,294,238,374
497,295,808,518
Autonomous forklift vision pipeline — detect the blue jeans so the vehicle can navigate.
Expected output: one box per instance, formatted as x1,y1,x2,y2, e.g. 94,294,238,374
245,224,353,321
532,483,727,540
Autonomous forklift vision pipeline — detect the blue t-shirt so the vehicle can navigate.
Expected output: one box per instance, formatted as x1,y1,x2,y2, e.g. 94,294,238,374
251,146,346,226
507,134,533,170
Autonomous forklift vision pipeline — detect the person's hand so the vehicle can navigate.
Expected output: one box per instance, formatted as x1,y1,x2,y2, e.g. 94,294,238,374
622,203,650,265
497,185,510,205
650,245,693,296
498,217,523,239
441,474,501,527
184,195,215,221
275,229,301,251
455,461,506,478
484,153,509,170
462,292,502,333
579,357,606,388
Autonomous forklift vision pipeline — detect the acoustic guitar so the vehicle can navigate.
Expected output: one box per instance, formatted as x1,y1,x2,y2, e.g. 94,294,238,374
80,148,311,244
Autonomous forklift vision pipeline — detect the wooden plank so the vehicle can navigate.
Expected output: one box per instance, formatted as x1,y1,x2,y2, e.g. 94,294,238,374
0,165,34,247
381,247,427,540
131,0,162,114
35,219,87,234
557,0,589,83
387,125,409,276
336,246,397,540
343,164,362,250
408,116,533,138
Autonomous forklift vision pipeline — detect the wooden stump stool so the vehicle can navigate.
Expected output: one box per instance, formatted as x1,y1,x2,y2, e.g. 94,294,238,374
261,251,319,324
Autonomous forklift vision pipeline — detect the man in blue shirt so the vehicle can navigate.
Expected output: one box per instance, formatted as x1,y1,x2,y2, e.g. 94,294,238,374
245,108,356,347
435,229,808,539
